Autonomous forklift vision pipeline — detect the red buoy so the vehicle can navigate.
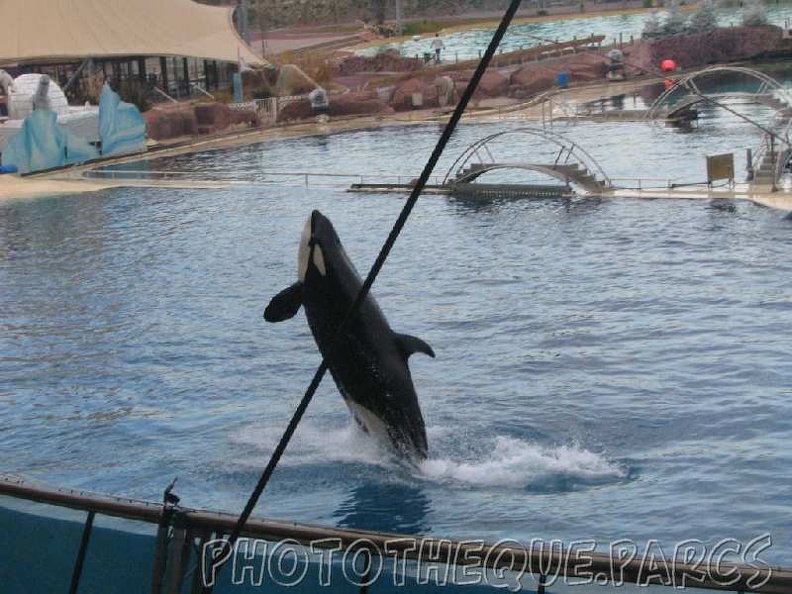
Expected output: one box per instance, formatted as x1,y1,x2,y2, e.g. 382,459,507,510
660,59,677,73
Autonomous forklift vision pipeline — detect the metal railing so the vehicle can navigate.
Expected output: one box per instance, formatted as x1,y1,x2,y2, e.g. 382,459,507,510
750,110,792,189
190,83,215,100
609,177,679,191
83,168,447,189
151,86,178,104
228,95,309,126
1,473,791,594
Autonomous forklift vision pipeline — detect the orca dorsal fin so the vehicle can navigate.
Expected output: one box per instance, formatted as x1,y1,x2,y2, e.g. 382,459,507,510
264,282,303,322
395,333,435,359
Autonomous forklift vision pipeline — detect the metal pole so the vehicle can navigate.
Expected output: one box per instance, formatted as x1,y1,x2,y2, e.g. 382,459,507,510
238,0,250,44
63,58,93,93
68,511,96,594
395,0,403,36
746,148,754,181
164,517,189,594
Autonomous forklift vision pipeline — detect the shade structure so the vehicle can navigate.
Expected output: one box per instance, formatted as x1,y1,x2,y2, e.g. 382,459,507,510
0,0,268,67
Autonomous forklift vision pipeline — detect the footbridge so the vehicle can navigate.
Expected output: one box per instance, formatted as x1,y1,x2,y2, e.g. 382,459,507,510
646,66,792,189
450,161,606,193
663,92,791,121
646,66,792,122
443,127,612,195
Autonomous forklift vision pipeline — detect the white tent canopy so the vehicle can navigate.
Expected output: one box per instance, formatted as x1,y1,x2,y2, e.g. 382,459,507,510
0,0,267,67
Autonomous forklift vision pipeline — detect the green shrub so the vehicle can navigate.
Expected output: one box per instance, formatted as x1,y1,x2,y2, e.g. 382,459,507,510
402,20,443,35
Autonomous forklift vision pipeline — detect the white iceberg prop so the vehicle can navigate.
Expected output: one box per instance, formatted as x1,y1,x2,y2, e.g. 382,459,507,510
0,74,100,155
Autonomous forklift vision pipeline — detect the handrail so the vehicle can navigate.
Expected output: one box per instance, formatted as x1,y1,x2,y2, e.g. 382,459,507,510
82,168,448,188
152,87,178,104
190,83,215,100
2,473,791,593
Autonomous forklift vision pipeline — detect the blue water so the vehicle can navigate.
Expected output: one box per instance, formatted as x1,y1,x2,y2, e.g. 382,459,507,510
2,111,792,568
372,5,792,60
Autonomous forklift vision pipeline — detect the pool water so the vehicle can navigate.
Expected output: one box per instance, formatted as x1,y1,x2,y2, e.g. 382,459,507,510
2,94,792,565
379,4,792,61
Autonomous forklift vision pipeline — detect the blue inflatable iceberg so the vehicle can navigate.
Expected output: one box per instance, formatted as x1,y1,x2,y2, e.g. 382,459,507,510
1,110,98,174
99,83,146,157
1,83,148,173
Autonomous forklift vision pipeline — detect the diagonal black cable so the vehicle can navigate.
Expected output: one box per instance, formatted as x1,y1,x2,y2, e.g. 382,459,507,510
205,0,525,588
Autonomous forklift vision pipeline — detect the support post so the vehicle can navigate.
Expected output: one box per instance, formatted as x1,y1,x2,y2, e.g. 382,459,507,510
164,515,189,594
395,0,403,35
151,479,180,594
160,57,169,97
746,148,754,181
62,58,93,93
182,58,190,98
68,511,96,594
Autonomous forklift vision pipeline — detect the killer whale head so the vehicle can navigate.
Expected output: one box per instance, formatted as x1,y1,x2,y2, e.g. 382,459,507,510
266,210,343,324
298,210,331,282
297,210,365,286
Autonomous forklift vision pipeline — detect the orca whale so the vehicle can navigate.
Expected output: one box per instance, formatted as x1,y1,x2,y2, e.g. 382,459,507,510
264,210,434,460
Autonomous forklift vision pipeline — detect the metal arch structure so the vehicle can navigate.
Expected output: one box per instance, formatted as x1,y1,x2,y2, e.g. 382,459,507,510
450,162,605,193
442,126,612,190
645,66,792,122
665,93,789,119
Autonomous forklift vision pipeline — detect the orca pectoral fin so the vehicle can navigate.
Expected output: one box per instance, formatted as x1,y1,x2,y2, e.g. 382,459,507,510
264,282,303,322
395,332,435,359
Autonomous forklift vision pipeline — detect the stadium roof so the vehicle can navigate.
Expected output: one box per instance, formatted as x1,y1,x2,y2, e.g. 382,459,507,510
0,0,267,67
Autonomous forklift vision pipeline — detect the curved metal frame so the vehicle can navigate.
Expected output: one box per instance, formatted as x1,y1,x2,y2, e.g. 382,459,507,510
645,66,792,121
454,163,570,184
442,126,612,188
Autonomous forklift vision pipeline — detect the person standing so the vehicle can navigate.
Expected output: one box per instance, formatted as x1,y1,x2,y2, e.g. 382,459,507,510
430,33,445,64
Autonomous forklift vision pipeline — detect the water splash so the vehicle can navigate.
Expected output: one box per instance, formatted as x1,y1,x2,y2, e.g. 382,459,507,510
419,435,626,489
231,420,395,468
233,421,625,491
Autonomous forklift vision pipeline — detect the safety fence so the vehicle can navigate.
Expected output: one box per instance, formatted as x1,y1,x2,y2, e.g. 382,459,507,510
2,473,791,594
83,168,447,189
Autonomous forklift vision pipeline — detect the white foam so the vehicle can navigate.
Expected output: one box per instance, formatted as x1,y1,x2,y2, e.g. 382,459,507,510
419,436,626,488
232,422,625,489
231,420,393,467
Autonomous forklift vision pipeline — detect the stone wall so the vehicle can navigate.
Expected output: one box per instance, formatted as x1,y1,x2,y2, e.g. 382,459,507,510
626,25,787,74
250,0,512,28
144,102,259,141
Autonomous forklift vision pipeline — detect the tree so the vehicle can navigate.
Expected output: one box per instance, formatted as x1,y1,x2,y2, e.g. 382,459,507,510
688,0,718,32
662,0,688,34
741,0,768,26
642,9,663,37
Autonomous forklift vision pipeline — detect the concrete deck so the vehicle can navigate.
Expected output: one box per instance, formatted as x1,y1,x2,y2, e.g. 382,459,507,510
612,183,792,211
